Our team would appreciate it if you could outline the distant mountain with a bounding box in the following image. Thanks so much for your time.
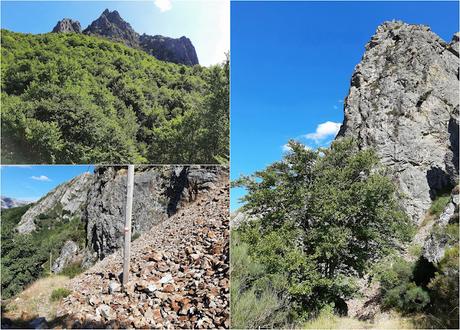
[52,9,199,66]
[1,196,32,209]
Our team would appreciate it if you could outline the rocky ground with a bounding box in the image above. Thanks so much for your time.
[56,174,229,329]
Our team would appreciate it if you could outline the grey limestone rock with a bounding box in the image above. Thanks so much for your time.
[85,166,222,259]
[139,34,199,66]
[16,173,92,234]
[423,191,459,264]
[52,240,79,273]
[52,18,81,33]
[337,21,459,224]
[83,9,140,48]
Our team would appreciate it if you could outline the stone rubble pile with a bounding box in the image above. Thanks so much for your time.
[57,174,229,329]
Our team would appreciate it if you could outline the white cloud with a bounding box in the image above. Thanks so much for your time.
[282,144,292,153]
[305,121,341,143]
[30,175,51,182]
[154,0,172,12]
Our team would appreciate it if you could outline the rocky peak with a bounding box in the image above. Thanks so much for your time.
[139,34,199,66]
[83,9,140,48]
[16,172,92,234]
[52,18,81,33]
[337,21,459,224]
[50,9,199,66]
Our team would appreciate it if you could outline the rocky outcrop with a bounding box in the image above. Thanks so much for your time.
[16,173,92,234]
[139,34,199,66]
[83,9,139,48]
[1,196,31,209]
[58,176,229,328]
[337,21,459,224]
[52,18,82,33]
[85,166,223,260]
[52,240,80,273]
[423,190,459,263]
[52,9,199,65]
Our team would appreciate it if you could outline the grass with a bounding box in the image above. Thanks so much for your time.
[50,288,71,302]
[2,275,71,321]
[428,194,451,217]
[303,310,429,329]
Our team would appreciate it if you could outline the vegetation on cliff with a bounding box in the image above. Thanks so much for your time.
[1,30,229,164]
[1,204,85,299]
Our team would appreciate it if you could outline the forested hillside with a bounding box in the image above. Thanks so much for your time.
[1,30,229,164]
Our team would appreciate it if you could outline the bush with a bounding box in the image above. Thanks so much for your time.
[50,288,71,302]
[230,230,289,328]
[428,194,451,217]
[61,263,83,279]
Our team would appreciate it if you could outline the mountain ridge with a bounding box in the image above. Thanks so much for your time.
[52,9,199,66]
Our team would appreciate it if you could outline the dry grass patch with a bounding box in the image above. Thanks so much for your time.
[3,275,71,322]
[303,311,428,329]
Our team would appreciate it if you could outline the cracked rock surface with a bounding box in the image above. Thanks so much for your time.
[337,21,459,224]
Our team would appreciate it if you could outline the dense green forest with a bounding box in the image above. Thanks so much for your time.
[1,204,85,299]
[1,30,229,164]
[231,139,459,328]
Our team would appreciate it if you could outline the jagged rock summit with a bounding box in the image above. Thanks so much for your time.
[140,34,199,66]
[52,18,82,33]
[337,20,459,224]
[83,9,139,48]
[52,9,199,66]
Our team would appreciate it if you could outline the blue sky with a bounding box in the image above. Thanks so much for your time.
[1,165,94,201]
[230,1,459,211]
[1,0,229,66]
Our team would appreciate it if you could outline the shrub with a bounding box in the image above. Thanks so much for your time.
[50,288,71,302]
[61,263,83,279]
[428,194,451,217]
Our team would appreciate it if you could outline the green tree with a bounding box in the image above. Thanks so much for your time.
[234,138,413,316]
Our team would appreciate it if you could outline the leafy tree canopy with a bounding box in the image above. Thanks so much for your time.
[1,30,229,164]
[233,138,413,319]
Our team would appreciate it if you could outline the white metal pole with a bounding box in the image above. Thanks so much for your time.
[123,165,134,287]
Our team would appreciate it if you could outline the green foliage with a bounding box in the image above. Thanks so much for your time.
[1,205,86,299]
[428,246,459,328]
[50,288,71,302]
[233,138,413,320]
[1,30,229,163]
[230,230,289,328]
[60,263,84,279]
[375,255,431,314]
[428,194,451,217]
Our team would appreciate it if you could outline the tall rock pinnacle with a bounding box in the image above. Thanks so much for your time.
[337,21,459,224]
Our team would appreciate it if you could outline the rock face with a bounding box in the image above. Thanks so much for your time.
[52,240,80,273]
[85,166,222,260]
[423,190,459,263]
[16,173,92,234]
[59,9,200,65]
[52,18,81,33]
[83,9,139,48]
[1,196,31,209]
[58,174,229,329]
[337,21,459,224]
[140,34,199,66]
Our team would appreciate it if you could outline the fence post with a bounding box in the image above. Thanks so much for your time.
[123,165,134,287]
